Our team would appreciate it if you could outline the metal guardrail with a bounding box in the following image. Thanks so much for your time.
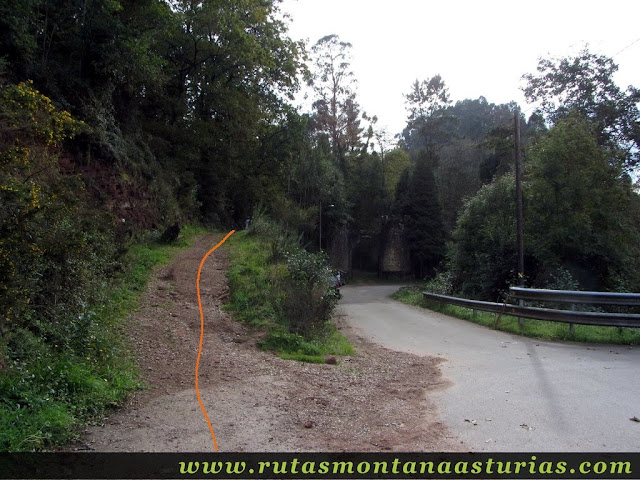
[509,287,640,306]
[422,290,640,328]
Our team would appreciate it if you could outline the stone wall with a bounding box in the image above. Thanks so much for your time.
[380,223,410,275]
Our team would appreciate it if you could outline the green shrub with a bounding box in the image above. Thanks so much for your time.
[0,81,206,453]
[424,271,454,295]
[449,116,640,300]
[227,216,351,362]
[283,250,339,336]
[248,207,302,262]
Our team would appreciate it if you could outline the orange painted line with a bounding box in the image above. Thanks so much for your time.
[195,230,235,452]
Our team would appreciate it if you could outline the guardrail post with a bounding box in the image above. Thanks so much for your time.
[518,299,524,326]
[569,304,575,334]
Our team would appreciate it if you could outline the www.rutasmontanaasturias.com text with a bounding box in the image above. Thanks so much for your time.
[177,456,632,477]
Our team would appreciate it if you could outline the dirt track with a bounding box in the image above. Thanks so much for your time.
[76,234,461,452]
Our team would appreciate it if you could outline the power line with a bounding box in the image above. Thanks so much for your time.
[504,35,640,126]
[513,35,640,122]
[614,36,640,57]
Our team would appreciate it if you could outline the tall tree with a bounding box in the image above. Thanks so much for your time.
[449,174,518,299]
[405,75,451,121]
[402,75,452,152]
[158,0,304,223]
[348,152,385,235]
[382,148,411,200]
[400,150,445,278]
[436,139,483,232]
[449,114,640,299]
[308,34,362,174]
[409,96,518,234]
[526,114,640,290]
[522,48,640,171]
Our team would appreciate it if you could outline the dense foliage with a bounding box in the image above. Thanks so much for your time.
[450,113,640,299]
[400,52,640,299]
[523,49,640,171]
[395,149,445,278]
[226,214,349,362]
[1,0,304,227]
[0,81,116,346]
[0,0,310,450]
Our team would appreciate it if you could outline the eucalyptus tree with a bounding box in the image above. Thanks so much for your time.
[308,34,363,175]
[402,75,452,152]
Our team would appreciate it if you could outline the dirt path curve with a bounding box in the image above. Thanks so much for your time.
[78,234,460,452]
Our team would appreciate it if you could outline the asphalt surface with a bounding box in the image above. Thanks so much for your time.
[339,284,640,451]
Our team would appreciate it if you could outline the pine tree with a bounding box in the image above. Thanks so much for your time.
[403,149,445,278]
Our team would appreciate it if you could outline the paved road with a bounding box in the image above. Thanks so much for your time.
[339,284,640,451]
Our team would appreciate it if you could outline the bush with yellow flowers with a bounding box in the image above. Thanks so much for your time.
[0,81,119,357]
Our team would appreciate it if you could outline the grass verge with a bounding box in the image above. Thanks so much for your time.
[0,224,208,451]
[225,230,354,363]
[392,286,640,345]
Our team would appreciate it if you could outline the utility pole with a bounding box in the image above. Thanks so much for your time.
[515,109,524,285]
[515,109,525,326]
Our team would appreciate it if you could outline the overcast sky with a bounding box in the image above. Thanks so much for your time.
[279,0,640,136]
